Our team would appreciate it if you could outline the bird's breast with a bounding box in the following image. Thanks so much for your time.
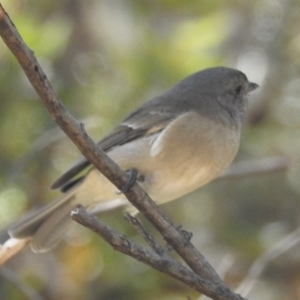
[143,112,241,202]
[106,112,241,205]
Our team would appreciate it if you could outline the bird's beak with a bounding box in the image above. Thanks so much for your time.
[248,82,259,92]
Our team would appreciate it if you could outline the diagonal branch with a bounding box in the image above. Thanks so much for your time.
[72,205,232,300]
[124,212,166,256]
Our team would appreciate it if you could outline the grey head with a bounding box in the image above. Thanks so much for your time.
[162,66,259,126]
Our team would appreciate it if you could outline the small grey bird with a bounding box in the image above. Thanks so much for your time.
[8,66,258,253]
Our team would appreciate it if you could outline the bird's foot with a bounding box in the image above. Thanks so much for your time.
[117,168,138,194]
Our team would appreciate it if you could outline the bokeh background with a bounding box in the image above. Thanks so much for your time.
[1,0,300,299]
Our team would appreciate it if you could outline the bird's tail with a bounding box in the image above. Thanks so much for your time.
[8,189,78,253]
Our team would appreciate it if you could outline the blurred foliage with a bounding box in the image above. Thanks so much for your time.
[1,0,300,299]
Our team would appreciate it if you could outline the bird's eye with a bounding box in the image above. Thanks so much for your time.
[234,85,243,96]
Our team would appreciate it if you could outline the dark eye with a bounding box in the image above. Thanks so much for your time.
[234,85,243,96]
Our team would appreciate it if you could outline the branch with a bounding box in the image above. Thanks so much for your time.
[236,226,300,297]
[0,4,246,300]
[124,212,166,256]
[72,205,237,300]
[220,156,289,180]
[0,266,45,300]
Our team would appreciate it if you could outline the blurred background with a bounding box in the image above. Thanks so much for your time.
[0,0,300,299]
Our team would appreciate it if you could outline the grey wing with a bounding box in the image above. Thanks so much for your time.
[51,103,178,190]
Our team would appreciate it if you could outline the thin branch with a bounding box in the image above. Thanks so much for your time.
[0,238,30,265]
[72,206,243,300]
[124,213,165,256]
[236,226,300,297]
[0,266,45,300]
[220,156,289,180]
[6,117,101,185]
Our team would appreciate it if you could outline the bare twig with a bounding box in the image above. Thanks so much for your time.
[124,213,165,256]
[0,4,246,300]
[72,206,243,300]
[0,266,45,300]
[0,238,30,265]
[220,156,289,180]
[236,226,300,297]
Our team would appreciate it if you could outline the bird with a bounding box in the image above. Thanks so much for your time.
[8,66,259,253]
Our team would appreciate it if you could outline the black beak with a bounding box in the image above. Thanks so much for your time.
[248,82,259,92]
